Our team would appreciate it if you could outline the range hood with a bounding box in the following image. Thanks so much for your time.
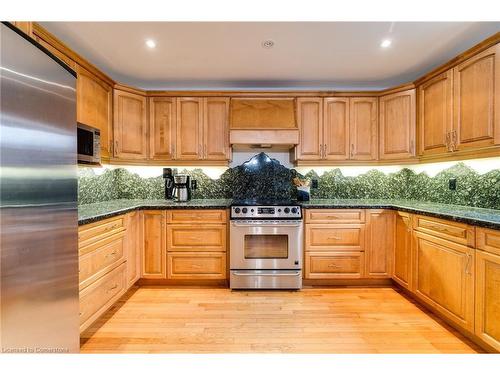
[229,98,299,148]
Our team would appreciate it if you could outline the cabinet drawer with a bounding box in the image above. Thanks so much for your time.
[305,224,365,251]
[79,232,125,290]
[476,227,500,256]
[305,251,364,279]
[79,262,126,332]
[413,215,475,246]
[167,225,226,252]
[305,209,365,223]
[79,216,125,248]
[167,252,226,279]
[167,209,227,224]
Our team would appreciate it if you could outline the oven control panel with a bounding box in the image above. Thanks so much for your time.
[231,205,302,219]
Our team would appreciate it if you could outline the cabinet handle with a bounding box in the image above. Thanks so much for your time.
[107,284,118,293]
[327,236,341,240]
[319,144,323,159]
[410,139,415,155]
[451,130,457,152]
[465,253,472,275]
[350,144,354,158]
[323,144,327,159]
[328,263,341,268]
[105,251,117,258]
[445,132,451,152]
[115,140,119,155]
[198,144,202,158]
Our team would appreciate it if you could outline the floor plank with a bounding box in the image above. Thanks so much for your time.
[80,287,483,353]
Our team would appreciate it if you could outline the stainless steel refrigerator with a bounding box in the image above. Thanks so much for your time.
[0,23,79,353]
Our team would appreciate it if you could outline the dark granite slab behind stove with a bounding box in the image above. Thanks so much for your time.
[79,198,500,229]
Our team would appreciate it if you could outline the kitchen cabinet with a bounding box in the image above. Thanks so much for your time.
[148,97,176,161]
[393,211,413,290]
[305,251,364,279]
[296,97,377,162]
[413,231,475,331]
[453,44,500,151]
[418,71,454,156]
[113,89,148,160]
[10,21,33,36]
[77,66,113,159]
[350,98,378,160]
[166,209,227,280]
[379,89,416,159]
[305,209,365,224]
[204,98,230,160]
[412,214,475,247]
[142,210,166,279]
[125,211,143,288]
[32,26,76,70]
[475,249,500,351]
[176,97,230,161]
[323,98,350,160]
[296,98,323,160]
[365,210,394,278]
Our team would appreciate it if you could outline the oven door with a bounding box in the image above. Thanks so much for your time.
[230,220,303,270]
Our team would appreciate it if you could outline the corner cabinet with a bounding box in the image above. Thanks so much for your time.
[365,210,394,278]
[142,210,166,279]
[113,89,148,160]
[393,211,413,290]
[77,66,113,159]
[379,89,416,160]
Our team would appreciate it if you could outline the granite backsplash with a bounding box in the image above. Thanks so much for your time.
[78,153,500,210]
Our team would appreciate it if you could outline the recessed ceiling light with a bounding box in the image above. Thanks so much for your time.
[145,39,156,49]
[262,40,274,49]
[380,39,392,48]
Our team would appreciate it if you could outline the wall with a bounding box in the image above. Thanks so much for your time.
[78,154,500,210]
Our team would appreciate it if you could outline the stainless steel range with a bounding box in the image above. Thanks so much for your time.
[229,199,303,289]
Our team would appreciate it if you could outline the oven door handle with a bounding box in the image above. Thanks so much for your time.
[230,222,302,227]
[232,271,301,277]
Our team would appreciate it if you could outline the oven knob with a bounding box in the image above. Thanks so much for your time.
[234,208,241,214]
[251,209,254,213]
[291,207,298,214]
[242,208,248,214]
[284,207,290,214]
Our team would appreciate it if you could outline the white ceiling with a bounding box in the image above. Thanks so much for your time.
[41,22,500,90]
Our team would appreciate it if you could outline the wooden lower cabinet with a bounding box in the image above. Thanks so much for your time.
[79,262,127,332]
[413,231,475,331]
[167,225,226,252]
[142,210,167,279]
[393,211,413,290]
[125,211,143,288]
[305,251,364,279]
[168,252,226,279]
[475,249,500,351]
[365,210,394,278]
[305,224,365,251]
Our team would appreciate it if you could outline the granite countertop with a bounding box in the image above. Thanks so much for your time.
[78,198,500,229]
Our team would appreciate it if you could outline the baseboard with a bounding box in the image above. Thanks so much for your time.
[303,278,394,287]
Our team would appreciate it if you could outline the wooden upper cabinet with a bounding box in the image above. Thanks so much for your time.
[176,97,203,160]
[453,44,500,150]
[379,89,416,160]
[349,97,378,160]
[418,71,454,156]
[77,66,113,159]
[148,97,176,160]
[32,28,76,70]
[323,98,350,160]
[296,98,323,160]
[204,97,230,160]
[113,90,147,159]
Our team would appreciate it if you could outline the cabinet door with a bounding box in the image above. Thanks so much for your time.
[365,210,394,278]
[418,71,453,156]
[413,231,474,331]
[204,97,230,160]
[475,250,500,351]
[77,66,113,159]
[349,97,378,160]
[454,44,500,150]
[125,211,143,288]
[176,97,203,160]
[393,212,413,290]
[379,89,416,159]
[149,97,176,160]
[114,90,148,159]
[296,98,323,160]
[142,210,166,279]
[323,98,349,160]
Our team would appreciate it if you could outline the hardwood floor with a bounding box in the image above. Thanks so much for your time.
[80,287,482,353]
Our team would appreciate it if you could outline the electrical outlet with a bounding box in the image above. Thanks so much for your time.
[312,179,319,189]
[449,178,457,191]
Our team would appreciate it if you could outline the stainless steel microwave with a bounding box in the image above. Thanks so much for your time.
[77,123,101,164]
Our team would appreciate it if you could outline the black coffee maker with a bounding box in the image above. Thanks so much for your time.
[162,168,175,199]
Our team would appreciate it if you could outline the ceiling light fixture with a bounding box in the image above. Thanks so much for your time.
[145,39,157,49]
[380,39,392,48]
[262,40,275,49]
